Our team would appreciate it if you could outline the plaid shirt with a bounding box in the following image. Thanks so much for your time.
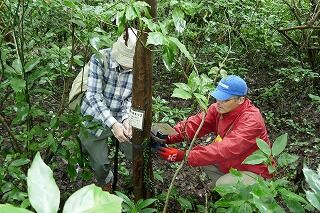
[81,48,132,131]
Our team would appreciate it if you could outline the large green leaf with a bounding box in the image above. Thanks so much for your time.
[27,152,60,213]
[25,58,40,73]
[136,198,157,210]
[12,58,23,74]
[172,88,192,100]
[194,93,208,110]
[278,188,308,204]
[303,165,320,210]
[303,166,320,193]
[252,195,286,213]
[10,158,30,167]
[10,78,26,92]
[0,204,33,213]
[168,36,193,64]
[256,138,271,156]
[89,36,101,52]
[63,184,123,213]
[173,83,191,92]
[277,153,299,167]
[188,71,200,92]
[146,32,166,46]
[239,203,253,213]
[271,133,287,156]
[305,191,320,210]
[141,18,158,31]
[172,8,186,33]
[125,5,137,21]
[242,150,267,165]
[177,197,192,210]
[282,198,306,213]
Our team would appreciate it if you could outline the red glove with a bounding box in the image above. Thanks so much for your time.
[157,147,185,162]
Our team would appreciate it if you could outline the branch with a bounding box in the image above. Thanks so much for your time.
[276,28,300,47]
[57,23,76,116]
[0,113,24,152]
[282,0,302,25]
[162,112,206,213]
[279,25,320,31]
[307,7,320,26]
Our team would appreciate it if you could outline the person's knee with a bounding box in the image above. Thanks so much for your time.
[93,163,112,184]
[215,171,258,186]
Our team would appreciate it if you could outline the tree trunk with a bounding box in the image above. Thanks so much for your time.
[132,0,157,200]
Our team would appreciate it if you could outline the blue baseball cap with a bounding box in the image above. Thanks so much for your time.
[211,75,248,101]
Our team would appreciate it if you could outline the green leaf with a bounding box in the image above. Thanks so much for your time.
[25,58,40,73]
[177,197,192,210]
[146,32,166,46]
[162,39,177,68]
[271,133,287,156]
[229,168,242,177]
[239,203,253,213]
[0,204,33,213]
[12,59,23,74]
[10,158,30,167]
[10,78,26,92]
[282,197,306,213]
[268,165,276,174]
[242,150,268,165]
[277,153,299,167]
[252,195,286,213]
[305,191,320,210]
[194,93,208,110]
[309,94,320,102]
[27,152,60,213]
[4,64,20,75]
[173,83,191,92]
[136,198,157,210]
[89,36,101,52]
[141,18,158,31]
[172,8,186,33]
[256,138,271,156]
[188,71,200,92]
[125,5,137,20]
[114,191,135,209]
[140,208,157,213]
[278,188,308,204]
[172,88,192,100]
[214,184,237,196]
[168,36,193,63]
[70,19,86,28]
[63,185,123,213]
[303,166,320,194]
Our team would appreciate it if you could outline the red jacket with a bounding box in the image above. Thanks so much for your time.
[167,99,272,178]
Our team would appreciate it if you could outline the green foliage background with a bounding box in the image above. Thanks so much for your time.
[0,0,319,211]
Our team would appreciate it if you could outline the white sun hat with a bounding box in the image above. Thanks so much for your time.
[111,28,138,68]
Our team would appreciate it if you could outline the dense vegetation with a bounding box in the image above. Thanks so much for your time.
[0,0,319,212]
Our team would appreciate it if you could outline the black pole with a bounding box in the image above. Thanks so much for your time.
[112,137,119,192]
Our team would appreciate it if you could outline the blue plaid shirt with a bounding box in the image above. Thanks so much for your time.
[80,48,132,130]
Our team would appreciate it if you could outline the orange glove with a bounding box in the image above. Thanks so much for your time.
[157,147,185,162]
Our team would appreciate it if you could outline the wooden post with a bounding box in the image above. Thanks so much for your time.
[131,0,157,200]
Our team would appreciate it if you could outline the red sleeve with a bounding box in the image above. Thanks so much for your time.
[187,113,264,166]
[167,104,218,144]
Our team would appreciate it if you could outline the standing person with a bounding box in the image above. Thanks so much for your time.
[80,28,137,191]
[152,75,273,186]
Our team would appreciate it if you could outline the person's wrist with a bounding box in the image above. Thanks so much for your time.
[112,121,121,130]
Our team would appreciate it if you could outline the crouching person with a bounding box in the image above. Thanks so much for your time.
[152,75,273,187]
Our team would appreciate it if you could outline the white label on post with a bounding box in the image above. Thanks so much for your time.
[129,108,144,130]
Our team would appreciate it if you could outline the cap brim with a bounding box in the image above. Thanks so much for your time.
[211,89,234,101]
